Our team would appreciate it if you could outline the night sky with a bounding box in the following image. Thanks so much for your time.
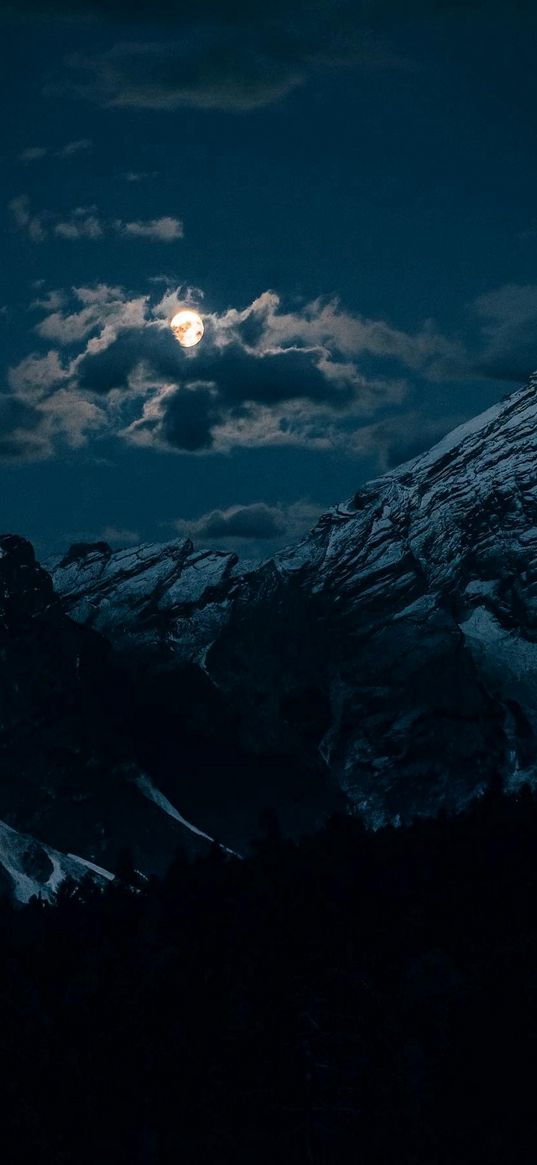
[2,0,537,558]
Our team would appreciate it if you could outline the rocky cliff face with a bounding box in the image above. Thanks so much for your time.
[49,376,537,834]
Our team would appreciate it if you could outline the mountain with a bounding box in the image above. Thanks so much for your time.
[0,817,113,904]
[1,376,536,890]
[0,533,218,896]
[49,376,537,834]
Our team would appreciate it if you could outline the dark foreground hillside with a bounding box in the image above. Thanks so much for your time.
[2,784,537,1164]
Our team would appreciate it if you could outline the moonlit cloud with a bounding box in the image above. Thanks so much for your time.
[0,376,106,463]
[3,282,412,461]
[3,277,530,465]
[210,290,463,377]
[55,285,407,452]
[8,350,69,398]
[34,285,148,344]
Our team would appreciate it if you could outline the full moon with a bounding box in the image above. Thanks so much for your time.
[170,309,204,348]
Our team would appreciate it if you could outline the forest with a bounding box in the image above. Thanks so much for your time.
[1,780,536,1164]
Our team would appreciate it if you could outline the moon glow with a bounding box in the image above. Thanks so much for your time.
[170,309,204,348]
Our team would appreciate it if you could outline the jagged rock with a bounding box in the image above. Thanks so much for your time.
[50,537,240,657]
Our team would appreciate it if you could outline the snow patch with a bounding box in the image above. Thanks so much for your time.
[135,775,238,857]
[0,820,114,904]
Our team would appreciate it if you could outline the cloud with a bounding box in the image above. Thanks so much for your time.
[69,309,376,451]
[351,411,468,472]
[7,0,528,116]
[54,209,104,239]
[18,138,92,162]
[472,283,537,382]
[115,215,183,241]
[124,170,159,182]
[172,498,323,556]
[18,146,49,163]
[214,290,462,377]
[178,502,287,541]
[0,380,105,463]
[37,387,106,449]
[123,373,405,457]
[8,349,69,398]
[8,195,47,243]
[8,277,522,466]
[142,384,221,452]
[34,283,148,344]
[68,36,306,112]
[30,289,65,312]
[58,138,92,157]
[8,196,183,245]
[9,281,458,460]
[28,0,398,114]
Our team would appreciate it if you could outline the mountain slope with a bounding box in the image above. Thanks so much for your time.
[0,818,113,903]
[0,535,216,886]
[49,376,537,832]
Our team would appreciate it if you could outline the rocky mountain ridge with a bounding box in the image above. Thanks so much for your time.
[50,376,537,828]
[1,375,537,895]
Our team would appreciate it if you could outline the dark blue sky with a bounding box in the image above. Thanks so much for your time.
[2,1,537,557]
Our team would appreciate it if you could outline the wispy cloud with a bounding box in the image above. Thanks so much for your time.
[8,194,47,242]
[115,216,183,241]
[472,283,537,382]
[54,208,104,239]
[124,170,159,183]
[17,138,92,162]
[18,146,49,163]
[8,196,183,244]
[58,138,92,157]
